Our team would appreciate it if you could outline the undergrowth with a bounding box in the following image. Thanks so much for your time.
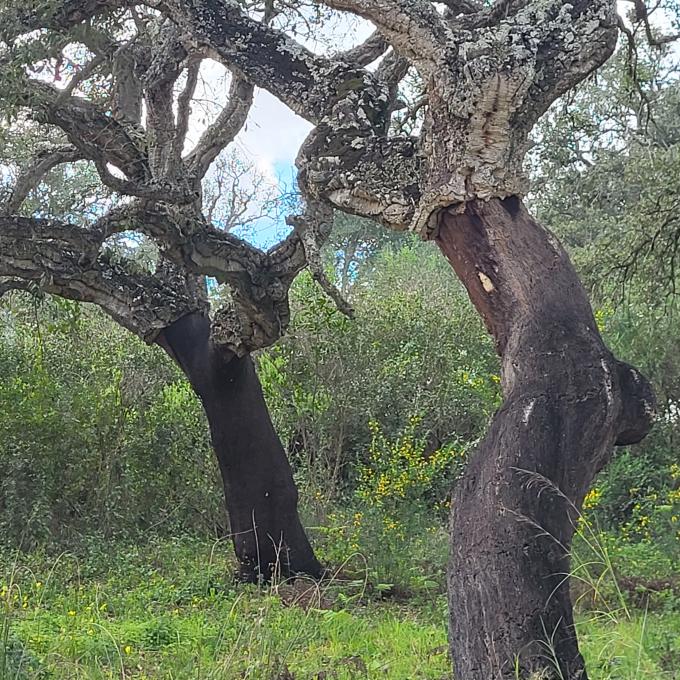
[0,524,677,680]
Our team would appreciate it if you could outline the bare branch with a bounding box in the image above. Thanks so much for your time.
[4,146,82,213]
[60,54,108,99]
[393,94,428,134]
[287,202,354,318]
[185,77,254,179]
[172,56,202,171]
[627,0,680,46]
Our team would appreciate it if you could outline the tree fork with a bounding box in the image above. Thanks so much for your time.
[157,313,322,582]
[435,197,655,679]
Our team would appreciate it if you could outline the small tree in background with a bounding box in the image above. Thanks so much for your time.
[0,4,325,581]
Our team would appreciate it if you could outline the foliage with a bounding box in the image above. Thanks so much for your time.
[530,38,680,298]
[356,416,464,513]
[260,241,500,497]
[304,417,457,596]
[0,538,452,680]
[2,32,680,665]
[0,296,221,548]
[0,4,679,677]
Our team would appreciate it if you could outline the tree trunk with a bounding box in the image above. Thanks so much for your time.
[157,312,323,582]
[435,197,655,679]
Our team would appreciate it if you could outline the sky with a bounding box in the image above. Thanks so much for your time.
[188,74,315,247]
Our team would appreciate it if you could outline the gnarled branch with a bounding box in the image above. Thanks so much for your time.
[0,214,206,340]
[20,79,150,182]
[162,0,383,124]
[287,202,354,317]
[2,0,130,37]
[339,30,388,66]
[4,146,82,213]
[322,0,452,70]
[185,76,254,180]
[172,56,202,171]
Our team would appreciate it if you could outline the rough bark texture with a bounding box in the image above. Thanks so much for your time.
[436,197,655,680]
[157,313,322,582]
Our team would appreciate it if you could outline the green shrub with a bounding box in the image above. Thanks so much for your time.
[0,296,221,547]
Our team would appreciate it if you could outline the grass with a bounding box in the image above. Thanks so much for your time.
[0,535,678,680]
[0,537,450,679]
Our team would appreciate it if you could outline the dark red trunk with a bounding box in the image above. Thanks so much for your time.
[435,198,654,679]
[157,313,322,582]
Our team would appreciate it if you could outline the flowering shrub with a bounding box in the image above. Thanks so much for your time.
[582,463,680,554]
[583,487,603,511]
[311,418,463,588]
[356,416,466,514]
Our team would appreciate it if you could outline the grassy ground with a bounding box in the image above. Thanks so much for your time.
[1,537,678,680]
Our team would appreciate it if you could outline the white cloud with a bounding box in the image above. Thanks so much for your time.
[234,89,312,176]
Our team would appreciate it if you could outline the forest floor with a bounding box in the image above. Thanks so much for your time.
[1,536,678,680]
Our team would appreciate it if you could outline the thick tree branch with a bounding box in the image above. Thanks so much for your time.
[172,56,202,171]
[339,30,388,66]
[322,0,452,70]
[376,49,409,90]
[111,42,144,125]
[0,277,37,297]
[11,80,199,203]
[2,0,130,37]
[441,0,483,16]
[161,0,382,124]
[19,79,150,181]
[141,22,189,177]
[376,49,410,123]
[92,159,199,203]
[0,214,206,340]
[299,131,423,229]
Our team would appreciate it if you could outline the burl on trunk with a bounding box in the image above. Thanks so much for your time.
[436,197,655,679]
[158,313,322,582]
